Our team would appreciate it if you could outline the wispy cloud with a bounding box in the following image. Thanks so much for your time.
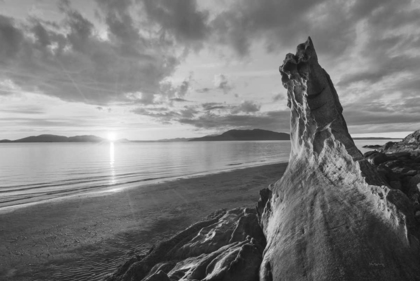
[230,100,260,114]
[213,74,232,94]
[178,110,289,131]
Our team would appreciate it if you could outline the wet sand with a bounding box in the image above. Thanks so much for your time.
[0,162,287,281]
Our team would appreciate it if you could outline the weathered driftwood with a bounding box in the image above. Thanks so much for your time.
[259,37,420,281]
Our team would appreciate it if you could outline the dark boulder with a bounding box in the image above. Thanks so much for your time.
[364,150,378,158]
[367,152,388,165]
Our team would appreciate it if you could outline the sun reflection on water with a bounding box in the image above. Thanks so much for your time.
[109,142,116,185]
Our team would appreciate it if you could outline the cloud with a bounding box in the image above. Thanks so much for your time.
[178,110,290,131]
[272,93,284,102]
[231,100,260,114]
[170,97,189,102]
[208,0,420,78]
[200,100,260,114]
[348,122,419,135]
[196,87,210,93]
[141,0,210,47]
[159,73,193,102]
[0,106,44,114]
[179,105,199,118]
[338,54,420,88]
[0,2,182,106]
[0,116,97,127]
[131,106,179,123]
[342,92,420,131]
[96,0,141,48]
[0,15,24,62]
[344,109,420,126]
[0,79,21,95]
[132,104,198,123]
[214,74,232,94]
[202,102,227,111]
[209,0,358,58]
[132,100,284,131]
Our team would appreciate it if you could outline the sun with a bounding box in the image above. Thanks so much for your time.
[107,132,117,142]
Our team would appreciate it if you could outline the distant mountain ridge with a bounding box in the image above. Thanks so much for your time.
[0,132,400,143]
[0,134,106,143]
[188,129,290,141]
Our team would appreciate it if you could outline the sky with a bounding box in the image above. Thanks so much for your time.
[0,0,419,140]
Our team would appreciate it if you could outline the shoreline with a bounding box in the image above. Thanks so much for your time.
[0,159,283,214]
[0,162,288,281]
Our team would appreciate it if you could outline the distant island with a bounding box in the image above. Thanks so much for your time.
[0,134,107,143]
[188,129,290,141]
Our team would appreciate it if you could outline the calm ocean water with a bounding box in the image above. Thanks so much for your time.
[0,139,397,210]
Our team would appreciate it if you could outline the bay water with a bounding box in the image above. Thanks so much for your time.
[0,139,396,210]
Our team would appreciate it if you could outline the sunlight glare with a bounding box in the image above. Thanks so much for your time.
[109,142,116,185]
[110,142,115,165]
[107,132,117,142]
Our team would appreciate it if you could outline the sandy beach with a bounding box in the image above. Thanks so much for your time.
[0,162,287,281]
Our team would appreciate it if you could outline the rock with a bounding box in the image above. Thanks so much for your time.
[389,181,402,190]
[377,164,398,185]
[405,176,420,203]
[407,170,420,176]
[412,193,419,206]
[364,150,378,158]
[377,164,400,182]
[383,131,420,155]
[402,130,420,144]
[256,187,272,218]
[384,154,398,161]
[409,175,420,188]
[391,166,408,175]
[367,152,388,165]
[392,152,412,158]
[259,37,420,280]
[106,208,265,281]
[376,169,388,184]
[392,168,418,177]
[384,141,397,150]
[363,144,382,149]
[416,211,420,223]
[384,160,404,169]
[143,271,170,281]
[167,239,262,281]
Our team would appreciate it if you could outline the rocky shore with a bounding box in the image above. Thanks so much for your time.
[106,38,420,280]
[364,130,420,223]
